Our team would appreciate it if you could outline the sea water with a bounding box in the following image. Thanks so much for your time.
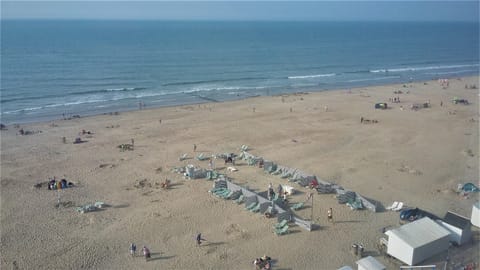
[1,20,478,124]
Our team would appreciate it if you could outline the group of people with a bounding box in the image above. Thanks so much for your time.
[129,243,150,261]
[129,233,208,262]
[253,255,272,270]
[389,96,401,103]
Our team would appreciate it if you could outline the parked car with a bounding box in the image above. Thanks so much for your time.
[400,208,423,221]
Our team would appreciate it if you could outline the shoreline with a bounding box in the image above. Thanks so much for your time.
[1,75,478,269]
[3,74,478,127]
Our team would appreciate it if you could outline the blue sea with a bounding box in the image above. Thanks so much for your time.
[1,20,479,124]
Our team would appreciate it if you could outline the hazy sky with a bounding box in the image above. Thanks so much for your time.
[2,1,479,22]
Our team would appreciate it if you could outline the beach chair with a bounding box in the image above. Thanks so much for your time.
[219,190,234,199]
[76,204,96,214]
[196,153,209,161]
[393,202,404,211]
[235,195,244,204]
[273,219,288,229]
[215,189,231,198]
[386,201,399,211]
[250,204,261,213]
[210,187,227,194]
[94,201,105,208]
[347,199,363,210]
[179,153,188,161]
[229,191,242,200]
[245,202,258,211]
[274,225,289,236]
[290,202,304,211]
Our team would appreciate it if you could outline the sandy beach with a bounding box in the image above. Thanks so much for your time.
[1,76,479,269]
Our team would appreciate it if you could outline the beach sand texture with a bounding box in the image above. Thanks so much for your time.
[1,77,479,269]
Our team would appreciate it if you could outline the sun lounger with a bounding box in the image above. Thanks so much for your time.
[94,201,105,208]
[226,166,238,172]
[75,204,97,214]
[386,201,399,211]
[347,199,363,210]
[250,204,261,213]
[235,195,244,204]
[210,187,227,194]
[196,153,209,161]
[216,189,231,198]
[290,202,304,211]
[274,225,289,236]
[273,219,288,229]
[393,202,404,211]
[245,202,258,210]
[219,190,234,199]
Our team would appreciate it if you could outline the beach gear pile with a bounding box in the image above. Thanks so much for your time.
[47,178,74,190]
[458,183,480,194]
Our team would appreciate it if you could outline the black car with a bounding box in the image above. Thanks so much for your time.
[400,208,423,221]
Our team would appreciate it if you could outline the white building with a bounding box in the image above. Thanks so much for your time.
[437,211,472,245]
[471,202,480,228]
[385,217,451,266]
[356,256,385,270]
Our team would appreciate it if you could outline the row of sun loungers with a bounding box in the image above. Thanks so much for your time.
[75,201,105,214]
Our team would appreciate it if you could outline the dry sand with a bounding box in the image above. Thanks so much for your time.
[1,76,479,270]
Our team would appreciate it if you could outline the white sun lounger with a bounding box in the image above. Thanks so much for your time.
[386,201,399,211]
[392,202,404,211]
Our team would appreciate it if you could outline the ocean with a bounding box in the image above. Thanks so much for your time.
[1,20,478,124]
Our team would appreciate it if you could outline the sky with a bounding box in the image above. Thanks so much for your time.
[1,1,479,22]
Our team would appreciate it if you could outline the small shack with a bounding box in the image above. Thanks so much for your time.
[437,211,472,245]
[471,202,480,228]
[385,217,450,266]
[356,256,385,270]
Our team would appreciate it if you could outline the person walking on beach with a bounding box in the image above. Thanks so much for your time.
[142,246,151,261]
[130,243,136,257]
[327,208,334,223]
[193,144,197,152]
[196,233,206,246]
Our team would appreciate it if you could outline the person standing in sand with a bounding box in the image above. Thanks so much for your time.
[327,208,334,223]
[142,246,150,261]
[193,144,197,152]
[130,243,136,257]
[196,233,206,246]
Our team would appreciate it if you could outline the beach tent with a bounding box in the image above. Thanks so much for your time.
[437,211,472,245]
[356,256,385,270]
[471,202,480,228]
[385,217,450,266]
[375,103,388,109]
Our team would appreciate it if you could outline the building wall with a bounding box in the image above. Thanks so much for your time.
[438,220,472,245]
[387,235,414,265]
[460,225,472,245]
[411,236,450,265]
[471,204,480,228]
[439,221,463,245]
